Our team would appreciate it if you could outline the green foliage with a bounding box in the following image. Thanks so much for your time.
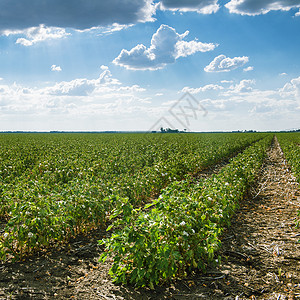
[100,135,273,287]
[277,133,300,183]
[277,133,300,228]
[0,132,268,260]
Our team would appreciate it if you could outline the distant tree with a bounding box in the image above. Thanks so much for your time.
[160,127,179,133]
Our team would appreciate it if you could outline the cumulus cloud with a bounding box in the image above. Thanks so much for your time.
[159,0,219,14]
[225,0,300,16]
[0,0,156,32]
[280,76,300,98]
[47,79,96,96]
[45,67,121,96]
[186,77,300,131]
[243,66,253,72]
[0,66,148,126]
[177,77,300,130]
[51,65,62,72]
[204,54,249,72]
[113,24,217,70]
[180,79,256,98]
[176,40,218,58]
[228,79,256,93]
[43,65,147,98]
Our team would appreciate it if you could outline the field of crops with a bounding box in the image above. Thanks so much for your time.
[0,132,299,290]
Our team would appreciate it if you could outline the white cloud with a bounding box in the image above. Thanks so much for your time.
[1,73,300,132]
[176,40,218,58]
[113,24,217,70]
[280,72,288,76]
[204,54,249,72]
[71,24,134,35]
[0,66,149,129]
[228,79,256,93]
[159,0,219,14]
[221,80,233,84]
[243,66,253,72]
[225,0,300,16]
[6,25,70,46]
[46,79,98,96]
[296,9,300,16]
[51,65,62,72]
[176,77,300,131]
[45,67,122,96]
[280,76,300,98]
[100,65,109,71]
[98,23,134,35]
[181,84,224,94]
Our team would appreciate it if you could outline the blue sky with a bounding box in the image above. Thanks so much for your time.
[0,0,300,132]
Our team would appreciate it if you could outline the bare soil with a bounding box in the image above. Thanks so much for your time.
[0,137,299,299]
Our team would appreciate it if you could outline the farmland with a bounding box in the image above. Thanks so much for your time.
[0,132,266,260]
[0,132,300,299]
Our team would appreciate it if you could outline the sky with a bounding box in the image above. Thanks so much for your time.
[0,0,300,132]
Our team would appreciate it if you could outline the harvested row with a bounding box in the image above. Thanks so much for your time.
[0,133,265,261]
[100,135,273,288]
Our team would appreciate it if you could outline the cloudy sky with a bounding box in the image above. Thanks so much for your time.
[0,0,300,132]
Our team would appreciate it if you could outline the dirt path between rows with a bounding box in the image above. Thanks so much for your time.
[214,136,300,299]
[0,136,299,299]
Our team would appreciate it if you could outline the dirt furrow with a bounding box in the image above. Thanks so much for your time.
[215,136,300,299]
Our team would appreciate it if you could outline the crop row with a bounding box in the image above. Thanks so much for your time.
[0,133,266,261]
[277,133,300,183]
[100,135,273,288]
[277,133,300,228]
